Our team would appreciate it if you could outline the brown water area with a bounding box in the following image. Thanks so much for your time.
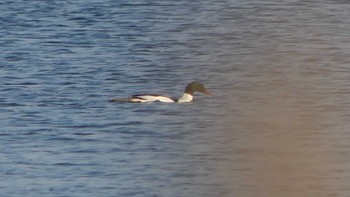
[184,2,350,195]
[211,56,350,197]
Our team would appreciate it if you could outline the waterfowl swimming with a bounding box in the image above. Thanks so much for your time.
[109,81,211,103]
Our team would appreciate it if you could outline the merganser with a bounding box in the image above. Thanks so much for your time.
[109,81,212,103]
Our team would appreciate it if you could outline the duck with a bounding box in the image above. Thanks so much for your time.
[109,81,212,103]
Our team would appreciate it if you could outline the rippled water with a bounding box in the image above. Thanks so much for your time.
[1,0,350,196]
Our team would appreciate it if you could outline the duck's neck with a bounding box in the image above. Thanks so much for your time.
[177,93,193,103]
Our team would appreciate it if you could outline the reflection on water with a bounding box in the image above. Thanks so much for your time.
[214,26,350,197]
[214,46,350,196]
[199,1,350,195]
[222,80,332,196]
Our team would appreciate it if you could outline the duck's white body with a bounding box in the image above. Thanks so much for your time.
[109,81,210,103]
[177,93,193,103]
[128,93,193,103]
[129,95,176,103]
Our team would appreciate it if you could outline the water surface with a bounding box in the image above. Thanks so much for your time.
[1,0,350,196]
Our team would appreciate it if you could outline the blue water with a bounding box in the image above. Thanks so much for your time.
[1,0,350,196]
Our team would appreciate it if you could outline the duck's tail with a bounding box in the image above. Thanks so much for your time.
[108,97,140,103]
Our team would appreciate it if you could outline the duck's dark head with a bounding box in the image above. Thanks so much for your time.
[184,81,212,96]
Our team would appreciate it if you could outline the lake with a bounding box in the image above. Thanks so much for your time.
[1,0,350,196]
